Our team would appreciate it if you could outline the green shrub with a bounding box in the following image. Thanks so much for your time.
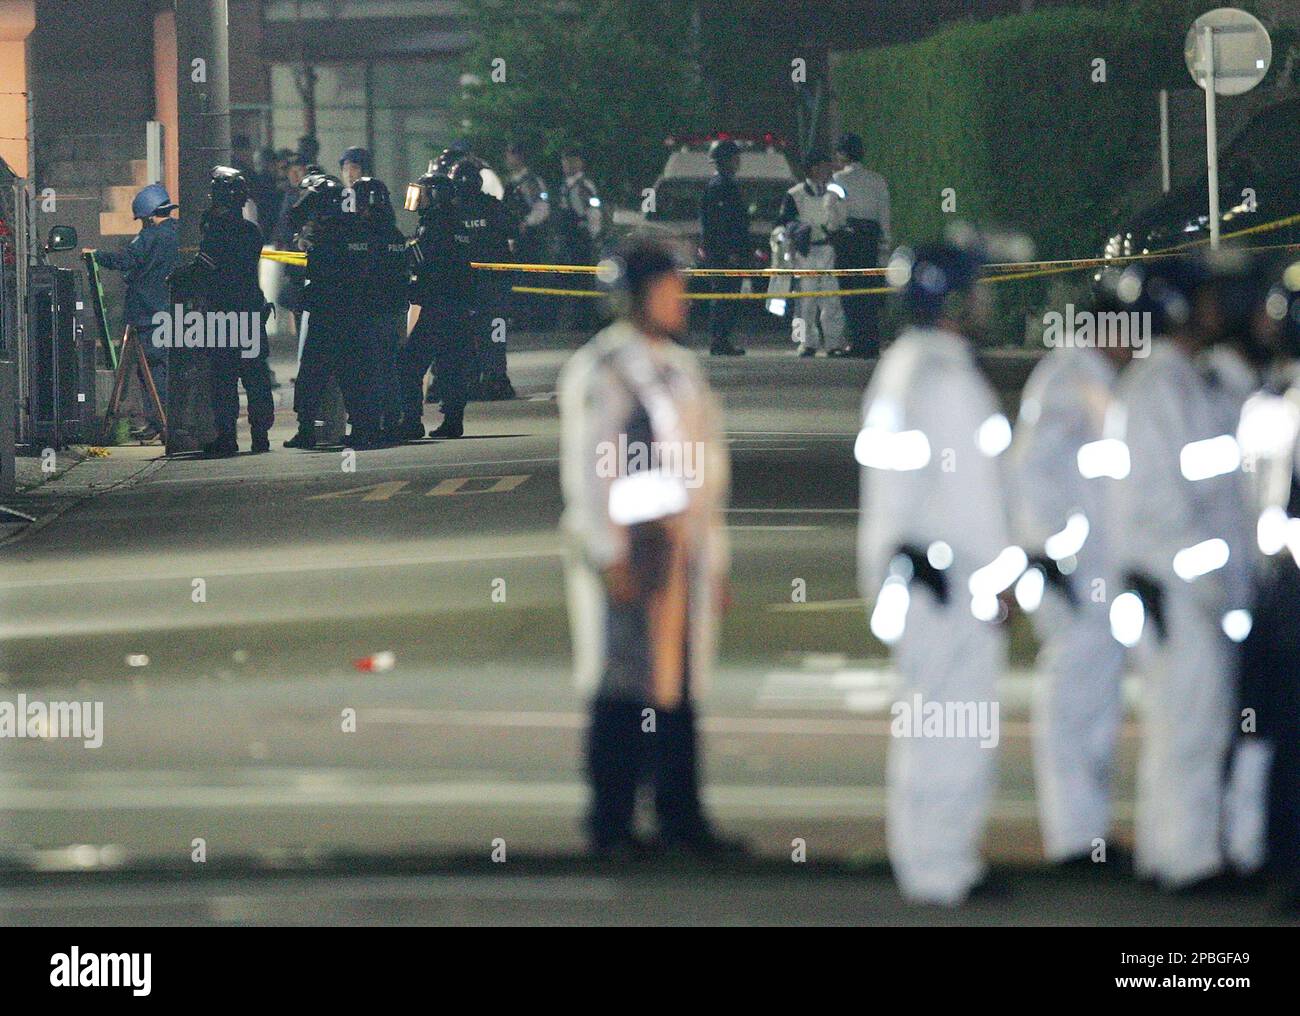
[832,4,1214,342]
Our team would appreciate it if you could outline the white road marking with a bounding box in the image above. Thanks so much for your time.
[0,877,621,909]
[147,457,561,487]
[0,544,564,592]
[755,658,1145,717]
[727,431,857,438]
[359,707,907,737]
[768,597,865,611]
[728,508,856,515]
[0,776,1125,821]
[728,530,816,537]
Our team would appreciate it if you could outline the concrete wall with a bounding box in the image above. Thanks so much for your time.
[0,0,35,177]
[28,0,155,124]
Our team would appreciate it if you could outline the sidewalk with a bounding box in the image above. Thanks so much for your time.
[0,444,163,547]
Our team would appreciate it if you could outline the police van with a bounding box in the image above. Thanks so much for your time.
[617,133,797,271]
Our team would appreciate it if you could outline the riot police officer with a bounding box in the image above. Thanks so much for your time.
[393,168,472,439]
[699,138,749,356]
[193,166,275,457]
[451,157,515,402]
[285,173,373,449]
[351,176,409,441]
[430,139,505,198]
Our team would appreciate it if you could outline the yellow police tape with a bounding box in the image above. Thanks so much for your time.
[259,210,1300,300]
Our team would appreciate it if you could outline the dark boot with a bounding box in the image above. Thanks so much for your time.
[250,429,270,454]
[344,427,386,451]
[477,375,516,401]
[284,422,317,449]
[585,698,644,855]
[651,703,707,844]
[202,434,239,459]
[651,703,745,857]
[392,416,427,442]
[709,342,745,357]
[428,404,464,439]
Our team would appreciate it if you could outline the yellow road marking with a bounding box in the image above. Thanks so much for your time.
[426,474,530,495]
[306,480,411,501]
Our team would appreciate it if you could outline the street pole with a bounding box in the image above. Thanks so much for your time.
[1201,24,1221,249]
[1159,89,1170,194]
[167,0,231,455]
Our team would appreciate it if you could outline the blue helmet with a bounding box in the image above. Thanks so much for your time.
[889,238,985,324]
[132,183,176,220]
[1114,256,1211,336]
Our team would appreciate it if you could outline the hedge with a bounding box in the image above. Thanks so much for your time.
[830,3,1245,341]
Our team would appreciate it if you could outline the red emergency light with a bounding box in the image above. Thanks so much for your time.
[664,131,787,149]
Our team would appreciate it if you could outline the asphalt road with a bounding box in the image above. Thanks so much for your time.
[0,329,1291,925]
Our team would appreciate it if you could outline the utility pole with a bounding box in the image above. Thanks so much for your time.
[168,0,232,455]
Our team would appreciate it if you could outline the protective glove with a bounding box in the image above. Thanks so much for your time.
[1124,570,1168,643]
[1027,553,1079,609]
[895,543,949,605]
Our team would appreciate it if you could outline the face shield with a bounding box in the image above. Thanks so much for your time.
[404,182,428,212]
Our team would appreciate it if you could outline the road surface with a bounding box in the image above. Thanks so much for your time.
[1,330,1290,924]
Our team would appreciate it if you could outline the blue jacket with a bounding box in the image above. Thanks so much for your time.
[95,218,180,328]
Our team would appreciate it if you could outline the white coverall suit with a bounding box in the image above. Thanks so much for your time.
[1113,341,1256,887]
[780,180,844,352]
[858,326,1014,904]
[1011,347,1125,862]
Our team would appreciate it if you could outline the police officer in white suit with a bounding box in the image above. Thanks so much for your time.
[1010,273,1133,867]
[858,234,1019,905]
[1109,258,1258,891]
[559,238,739,859]
[775,151,845,355]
